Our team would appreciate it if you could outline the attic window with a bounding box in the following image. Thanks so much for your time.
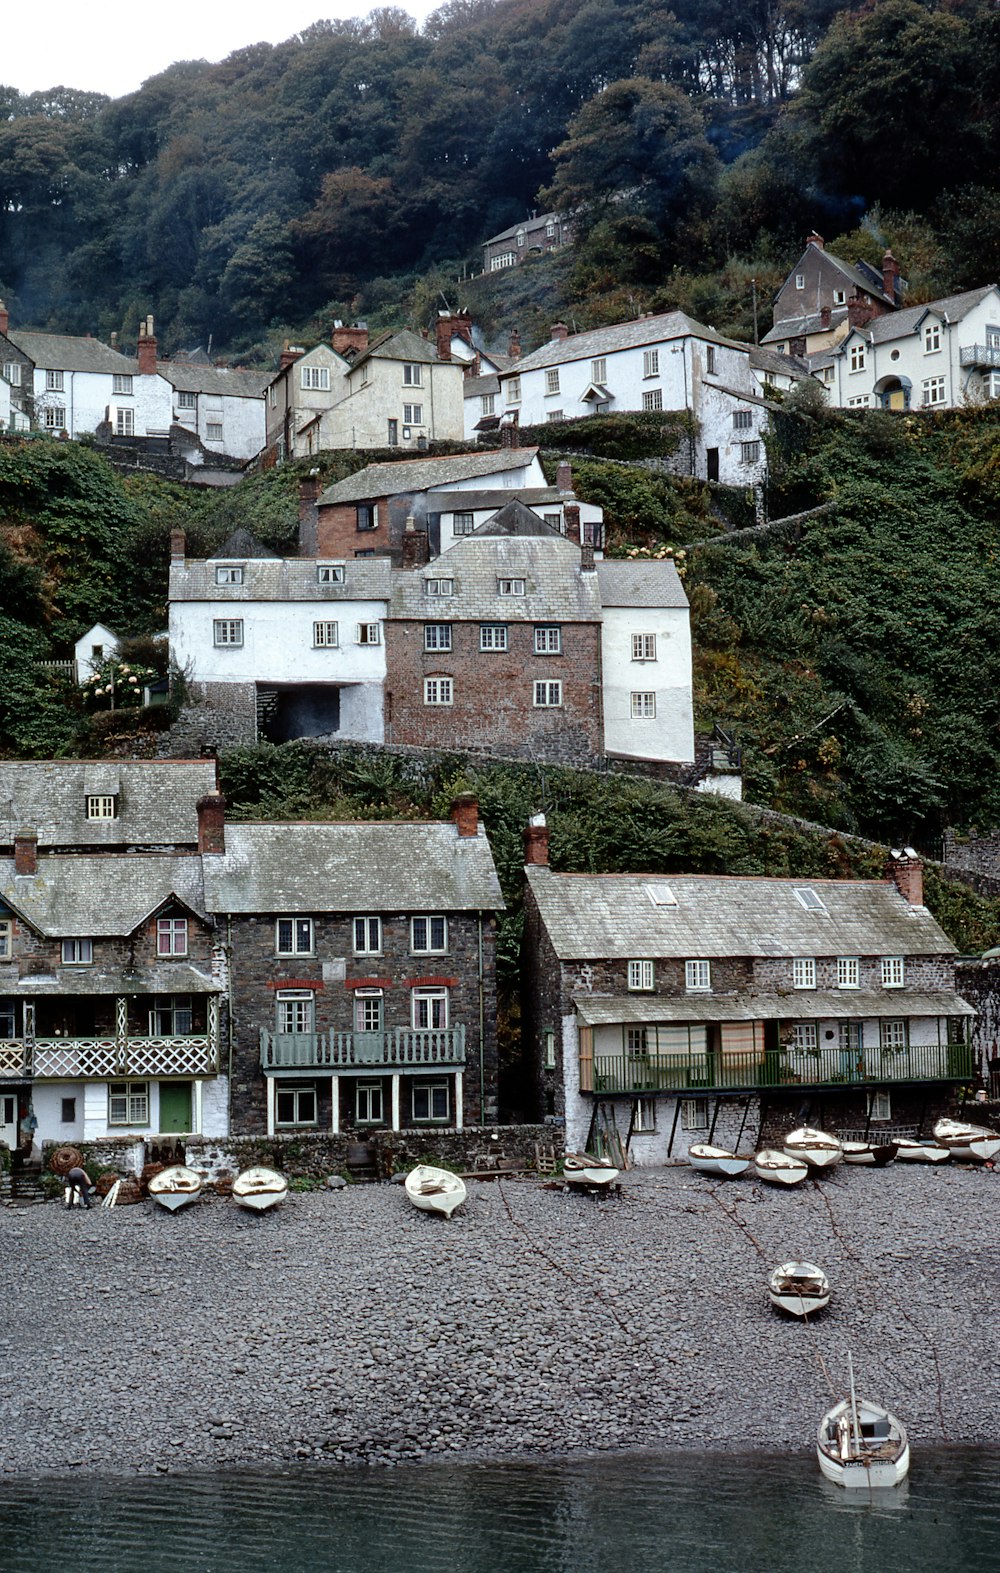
[86,794,118,820]
[215,564,244,585]
[793,887,827,912]
[646,883,677,907]
[833,291,846,305]
[316,563,345,584]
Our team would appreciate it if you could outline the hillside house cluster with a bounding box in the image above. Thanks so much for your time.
[0,762,501,1154]
[482,212,572,273]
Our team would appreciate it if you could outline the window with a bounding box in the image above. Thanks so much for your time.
[881,1019,907,1051]
[546,220,556,238]
[357,504,377,531]
[533,680,562,707]
[634,1097,657,1133]
[546,409,564,422]
[792,957,816,989]
[453,511,475,536]
[481,394,495,416]
[740,441,761,464]
[214,564,244,586]
[313,620,339,647]
[44,406,66,430]
[402,363,423,386]
[790,1022,818,1051]
[534,625,561,655]
[868,1089,892,1121]
[412,915,448,954]
[628,959,655,991]
[424,577,454,597]
[923,322,941,353]
[591,357,607,382]
[61,939,93,965]
[922,376,946,406]
[847,395,870,408]
[276,1085,318,1125]
[795,273,805,290]
[387,419,398,445]
[0,919,10,960]
[516,228,526,247]
[61,1098,76,1123]
[643,350,660,378]
[412,987,449,1029]
[881,956,905,989]
[177,390,196,410]
[353,916,381,954]
[109,1081,148,1126]
[403,403,423,425]
[149,995,193,1036]
[627,1027,647,1057]
[46,370,64,392]
[840,1022,861,1055]
[114,407,134,437]
[316,562,345,584]
[112,373,134,397]
[356,623,380,645]
[544,512,561,530]
[681,1098,708,1130]
[833,290,846,305]
[480,624,508,651]
[424,623,452,652]
[630,692,656,719]
[733,409,753,431]
[3,363,21,386]
[413,1082,449,1121]
[301,366,330,390]
[646,883,676,907]
[212,617,244,649]
[545,369,560,395]
[632,633,656,662]
[706,346,716,375]
[206,423,223,443]
[642,390,662,412]
[491,252,515,271]
[356,1083,384,1124]
[849,342,866,373]
[506,376,521,404]
[685,959,711,991]
[157,917,188,957]
[276,990,314,1035]
[355,989,383,1033]
[498,578,525,596]
[543,1029,556,1069]
[86,794,117,820]
[793,887,826,911]
[276,918,313,956]
[424,676,453,706]
[837,956,859,989]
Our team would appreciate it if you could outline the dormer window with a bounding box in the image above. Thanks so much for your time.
[424,577,454,597]
[316,562,345,584]
[215,564,244,585]
[157,917,188,957]
[498,578,525,596]
[86,794,117,821]
[849,342,866,373]
[924,322,941,354]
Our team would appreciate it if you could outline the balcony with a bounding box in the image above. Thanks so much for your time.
[586,1040,973,1096]
[0,1042,28,1078]
[960,343,1000,369]
[260,1026,466,1071]
[25,1034,218,1079]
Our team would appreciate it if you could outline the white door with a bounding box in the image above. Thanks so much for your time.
[0,1094,17,1151]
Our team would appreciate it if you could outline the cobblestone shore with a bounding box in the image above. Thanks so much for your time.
[2,1163,995,1477]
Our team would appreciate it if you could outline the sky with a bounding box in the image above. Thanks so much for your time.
[5,3,442,99]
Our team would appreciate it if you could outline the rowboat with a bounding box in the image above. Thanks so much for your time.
[817,1357,909,1488]
[768,1261,830,1317]
[687,1143,751,1179]
[564,1152,620,1190]
[841,1140,898,1166]
[754,1149,809,1187]
[404,1164,467,1218]
[232,1166,288,1212]
[895,1137,950,1164]
[147,1164,202,1212]
[782,1126,843,1170]
[932,1118,1000,1162]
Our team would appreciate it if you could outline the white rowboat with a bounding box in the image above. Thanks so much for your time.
[404,1164,467,1218]
[754,1149,809,1187]
[783,1126,843,1170]
[232,1166,288,1212]
[932,1118,1000,1162]
[768,1260,830,1317]
[687,1143,751,1179]
[841,1140,898,1166]
[147,1165,202,1212]
[817,1358,909,1488]
[564,1153,620,1189]
[895,1137,950,1164]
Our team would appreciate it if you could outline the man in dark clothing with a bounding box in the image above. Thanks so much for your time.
[64,1166,94,1209]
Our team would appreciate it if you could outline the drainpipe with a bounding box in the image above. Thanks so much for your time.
[226,913,235,1136]
[478,911,485,1124]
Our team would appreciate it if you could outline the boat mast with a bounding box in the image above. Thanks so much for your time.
[847,1351,861,1457]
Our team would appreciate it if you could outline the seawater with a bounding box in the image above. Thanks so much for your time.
[3,1447,998,1573]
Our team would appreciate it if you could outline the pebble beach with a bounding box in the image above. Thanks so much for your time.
[2,1163,996,1478]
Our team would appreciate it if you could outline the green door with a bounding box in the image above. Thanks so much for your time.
[159,1081,193,1134]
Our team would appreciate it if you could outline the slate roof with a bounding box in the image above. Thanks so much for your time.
[596,559,689,610]
[170,556,392,603]
[0,761,218,849]
[8,962,218,996]
[350,328,442,372]
[202,822,504,913]
[748,345,812,381]
[389,533,601,621]
[463,373,500,399]
[0,853,208,936]
[504,313,744,377]
[574,991,973,1024]
[428,488,564,511]
[160,363,270,398]
[6,331,139,375]
[525,869,957,959]
[318,448,540,506]
[484,212,564,247]
[856,286,998,346]
[762,310,848,345]
[471,499,560,537]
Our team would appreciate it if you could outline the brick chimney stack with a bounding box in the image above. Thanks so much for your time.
[550,322,569,342]
[882,249,900,302]
[280,342,305,371]
[451,793,479,838]
[436,310,473,362]
[806,232,824,250]
[401,512,430,569]
[509,329,521,360]
[846,296,878,331]
[500,413,519,449]
[137,314,158,376]
[523,813,549,866]
[887,848,924,907]
[197,792,227,855]
[170,528,186,562]
[556,460,572,492]
[819,306,831,329]
[563,502,581,544]
[14,828,37,877]
[580,537,595,572]
[0,300,8,337]
[332,323,369,358]
[299,470,321,556]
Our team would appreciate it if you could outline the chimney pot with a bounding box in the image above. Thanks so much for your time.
[806,232,824,250]
[550,322,569,342]
[451,793,479,838]
[523,813,550,866]
[14,828,37,877]
[332,324,369,358]
[136,315,158,376]
[886,850,923,907]
[197,792,227,855]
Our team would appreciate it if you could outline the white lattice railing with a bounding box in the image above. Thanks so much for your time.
[0,1043,27,1077]
[32,1034,218,1079]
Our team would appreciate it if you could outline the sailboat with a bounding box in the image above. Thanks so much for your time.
[816,1355,910,1488]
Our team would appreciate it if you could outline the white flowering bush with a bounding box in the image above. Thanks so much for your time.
[82,655,157,710]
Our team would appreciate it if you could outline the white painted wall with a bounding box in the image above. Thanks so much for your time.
[600,604,695,762]
[170,598,388,687]
[171,387,266,460]
[74,622,119,685]
[320,356,465,452]
[31,368,174,439]
[828,289,1000,411]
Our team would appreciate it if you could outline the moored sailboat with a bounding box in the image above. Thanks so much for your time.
[817,1357,910,1488]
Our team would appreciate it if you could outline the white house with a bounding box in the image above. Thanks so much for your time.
[820,285,1000,411]
[73,623,120,685]
[0,310,173,440]
[161,363,269,460]
[496,313,767,486]
[596,559,694,764]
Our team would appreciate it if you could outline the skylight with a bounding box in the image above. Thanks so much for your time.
[793,887,827,912]
[646,883,677,907]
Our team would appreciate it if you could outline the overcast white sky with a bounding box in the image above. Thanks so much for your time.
[6,4,442,99]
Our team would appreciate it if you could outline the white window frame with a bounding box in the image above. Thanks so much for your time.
[46,369,64,392]
[424,676,454,706]
[356,623,381,645]
[591,357,607,382]
[633,1096,657,1132]
[44,406,66,430]
[276,989,314,1035]
[411,915,448,954]
[61,938,94,965]
[313,620,339,648]
[534,625,561,655]
[205,422,223,444]
[880,1019,907,1051]
[215,564,244,585]
[533,680,562,707]
[922,376,946,406]
[680,1097,708,1130]
[86,794,117,820]
[301,365,330,391]
[630,691,655,719]
[316,562,345,584]
[412,1081,450,1122]
[792,957,816,990]
[424,578,454,597]
[790,1022,818,1051]
[157,917,188,957]
[213,619,243,648]
[631,633,656,662]
[740,441,761,464]
[3,362,21,386]
[506,376,521,404]
[498,578,525,596]
[881,956,905,989]
[837,956,860,990]
[685,959,711,992]
[354,989,383,1033]
[480,624,508,651]
[356,1082,384,1125]
[275,1084,318,1126]
[114,406,134,437]
[480,394,495,416]
[112,374,133,395]
[543,1028,556,1069]
[178,389,197,411]
[849,342,866,373]
[353,916,381,955]
[627,959,654,991]
[642,390,662,411]
[402,362,423,386]
[923,322,941,354]
[794,273,805,290]
[642,349,660,378]
[452,511,475,536]
[276,917,314,956]
[412,987,449,1030]
[0,919,10,960]
[867,1089,892,1121]
[833,289,846,305]
[403,403,423,425]
[424,623,452,652]
[109,1080,148,1126]
[545,368,560,395]
[546,409,564,423]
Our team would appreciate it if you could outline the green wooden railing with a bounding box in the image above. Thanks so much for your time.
[260,1025,466,1070]
[588,1041,973,1096]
